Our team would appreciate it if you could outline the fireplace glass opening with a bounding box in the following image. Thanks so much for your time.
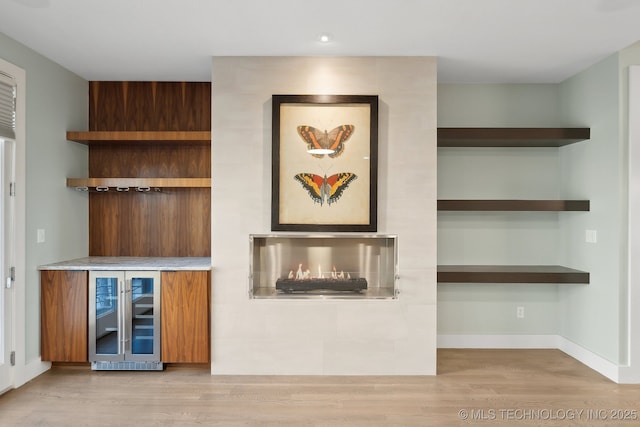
[250,234,398,299]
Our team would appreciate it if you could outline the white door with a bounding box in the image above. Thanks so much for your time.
[0,137,15,392]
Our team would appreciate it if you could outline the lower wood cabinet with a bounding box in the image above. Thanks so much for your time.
[161,270,210,363]
[41,268,210,365]
[40,270,89,362]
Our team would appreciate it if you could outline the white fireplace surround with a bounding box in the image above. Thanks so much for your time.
[211,56,437,375]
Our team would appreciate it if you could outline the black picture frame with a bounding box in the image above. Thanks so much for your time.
[271,94,378,232]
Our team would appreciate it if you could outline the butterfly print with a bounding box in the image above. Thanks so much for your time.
[294,172,357,206]
[297,124,354,158]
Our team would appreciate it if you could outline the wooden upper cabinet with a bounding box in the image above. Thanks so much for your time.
[161,271,210,363]
[40,270,88,362]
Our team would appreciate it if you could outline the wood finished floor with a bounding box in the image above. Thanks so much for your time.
[1,349,640,426]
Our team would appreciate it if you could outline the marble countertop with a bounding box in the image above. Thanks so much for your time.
[38,257,211,271]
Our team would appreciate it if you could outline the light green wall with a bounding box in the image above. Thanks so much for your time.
[437,84,562,127]
[558,54,621,364]
[0,32,88,361]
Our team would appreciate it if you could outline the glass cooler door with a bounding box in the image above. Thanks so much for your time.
[89,271,123,362]
[126,272,161,361]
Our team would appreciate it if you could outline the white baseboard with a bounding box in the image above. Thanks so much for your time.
[14,358,51,388]
[438,334,620,383]
[556,336,619,383]
[438,334,560,349]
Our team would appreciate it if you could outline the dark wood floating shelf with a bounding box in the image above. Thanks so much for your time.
[66,131,211,145]
[437,127,590,147]
[437,199,590,211]
[437,265,589,284]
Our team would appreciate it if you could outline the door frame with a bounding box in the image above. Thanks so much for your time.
[0,58,31,392]
[0,137,14,393]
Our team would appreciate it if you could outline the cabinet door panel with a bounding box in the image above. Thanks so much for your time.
[161,271,210,363]
[40,271,88,362]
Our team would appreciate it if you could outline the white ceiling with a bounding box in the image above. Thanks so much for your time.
[1,0,640,83]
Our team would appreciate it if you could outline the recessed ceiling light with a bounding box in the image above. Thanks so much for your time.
[318,33,332,43]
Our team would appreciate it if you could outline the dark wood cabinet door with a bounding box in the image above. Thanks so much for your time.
[40,270,88,362]
[161,271,210,363]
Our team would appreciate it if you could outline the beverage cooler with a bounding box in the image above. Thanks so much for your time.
[89,271,162,370]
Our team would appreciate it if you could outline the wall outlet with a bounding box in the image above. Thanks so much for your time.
[516,306,525,319]
[585,229,597,243]
[37,228,45,243]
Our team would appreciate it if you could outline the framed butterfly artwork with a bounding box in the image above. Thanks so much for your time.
[271,94,378,232]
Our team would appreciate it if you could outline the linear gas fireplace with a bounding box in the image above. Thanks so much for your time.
[249,234,398,299]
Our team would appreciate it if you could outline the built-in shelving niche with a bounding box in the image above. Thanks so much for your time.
[69,81,212,257]
[437,127,590,285]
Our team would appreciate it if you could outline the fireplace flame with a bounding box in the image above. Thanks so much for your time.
[287,263,350,281]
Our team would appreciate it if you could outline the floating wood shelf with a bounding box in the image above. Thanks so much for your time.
[437,128,590,147]
[437,199,590,211]
[67,177,211,190]
[66,131,211,145]
[437,265,589,284]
